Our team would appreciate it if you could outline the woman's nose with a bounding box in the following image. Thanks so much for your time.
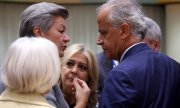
[64,34,70,42]
[71,65,78,74]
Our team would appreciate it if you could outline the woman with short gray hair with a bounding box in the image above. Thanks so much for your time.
[18,2,70,108]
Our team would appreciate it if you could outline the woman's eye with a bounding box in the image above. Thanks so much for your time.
[79,65,87,71]
[66,61,74,68]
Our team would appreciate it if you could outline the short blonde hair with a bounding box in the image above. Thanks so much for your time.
[2,37,60,94]
[60,44,98,108]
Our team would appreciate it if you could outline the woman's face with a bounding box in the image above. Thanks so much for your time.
[61,53,89,95]
[43,16,70,57]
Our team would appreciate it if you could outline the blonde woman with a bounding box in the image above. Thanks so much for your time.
[59,44,98,108]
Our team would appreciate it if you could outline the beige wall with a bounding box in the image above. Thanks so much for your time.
[0,3,28,65]
[166,4,180,62]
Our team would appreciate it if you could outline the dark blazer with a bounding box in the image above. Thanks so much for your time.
[96,52,113,96]
[99,43,180,108]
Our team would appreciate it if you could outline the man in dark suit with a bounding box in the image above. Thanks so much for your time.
[96,16,162,100]
[96,0,180,108]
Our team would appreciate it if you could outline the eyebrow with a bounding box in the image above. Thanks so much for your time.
[99,29,107,33]
[59,24,66,30]
[79,62,88,66]
[69,59,87,66]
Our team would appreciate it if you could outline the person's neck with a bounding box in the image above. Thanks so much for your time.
[64,93,76,106]
[118,36,143,61]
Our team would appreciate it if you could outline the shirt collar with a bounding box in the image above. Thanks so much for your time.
[120,42,145,62]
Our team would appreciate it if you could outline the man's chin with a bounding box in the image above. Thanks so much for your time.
[106,54,114,60]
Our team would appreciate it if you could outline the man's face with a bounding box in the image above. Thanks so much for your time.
[96,8,123,60]
[43,16,70,57]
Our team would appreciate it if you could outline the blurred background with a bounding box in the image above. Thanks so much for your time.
[0,0,180,65]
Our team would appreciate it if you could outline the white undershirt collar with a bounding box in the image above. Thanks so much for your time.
[119,42,145,62]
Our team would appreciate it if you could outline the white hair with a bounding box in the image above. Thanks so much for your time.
[2,37,60,94]
[144,17,162,42]
[97,0,147,39]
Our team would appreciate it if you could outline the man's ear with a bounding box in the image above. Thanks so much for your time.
[119,23,130,39]
[33,27,43,37]
[153,39,160,52]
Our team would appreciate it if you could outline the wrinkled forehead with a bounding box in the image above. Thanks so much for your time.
[97,6,111,24]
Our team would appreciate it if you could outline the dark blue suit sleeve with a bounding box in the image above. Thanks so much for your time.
[99,69,138,108]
